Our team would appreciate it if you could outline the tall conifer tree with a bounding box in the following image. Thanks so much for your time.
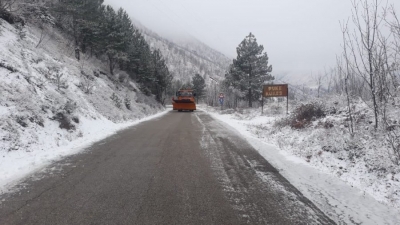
[192,74,206,103]
[226,33,273,107]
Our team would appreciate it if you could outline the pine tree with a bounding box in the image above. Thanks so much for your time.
[192,74,206,103]
[115,8,135,71]
[151,49,172,104]
[100,6,129,75]
[226,33,273,107]
[136,44,154,95]
[52,0,104,52]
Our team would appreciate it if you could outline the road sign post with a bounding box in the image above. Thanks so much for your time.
[261,96,264,115]
[262,84,289,114]
[219,93,224,110]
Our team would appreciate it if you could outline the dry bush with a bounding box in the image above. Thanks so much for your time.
[292,103,326,122]
[124,96,131,110]
[386,125,400,165]
[110,93,122,108]
[52,112,75,131]
[274,102,327,129]
[51,100,78,131]
[273,117,291,129]
[79,75,95,94]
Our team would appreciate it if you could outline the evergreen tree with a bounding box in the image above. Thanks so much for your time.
[127,33,151,81]
[52,0,104,52]
[226,33,273,107]
[183,80,193,89]
[101,6,129,75]
[136,44,154,95]
[116,8,135,71]
[151,49,172,104]
[192,74,206,103]
[168,79,183,97]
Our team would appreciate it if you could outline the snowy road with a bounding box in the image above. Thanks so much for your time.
[0,110,334,224]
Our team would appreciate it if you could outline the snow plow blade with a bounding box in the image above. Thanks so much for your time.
[172,102,196,111]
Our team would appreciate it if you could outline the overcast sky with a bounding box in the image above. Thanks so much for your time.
[104,0,399,78]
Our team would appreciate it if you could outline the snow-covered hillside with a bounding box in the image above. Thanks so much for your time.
[203,104,400,224]
[0,19,165,192]
[138,25,231,83]
[203,96,400,215]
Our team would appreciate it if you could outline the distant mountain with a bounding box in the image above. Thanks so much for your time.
[133,20,231,84]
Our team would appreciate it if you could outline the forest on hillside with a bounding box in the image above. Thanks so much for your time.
[138,26,231,101]
[1,0,175,104]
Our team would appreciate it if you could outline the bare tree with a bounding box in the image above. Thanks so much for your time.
[324,68,333,94]
[79,76,94,94]
[387,5,400,89]
[383,4,400,164]
[0,0,23,27]
[338,20,355,136]
[312,72,323,98]
[35,23,50,48]
[0,0,17,12]
[48,67,67,90]
[342,0,388,129]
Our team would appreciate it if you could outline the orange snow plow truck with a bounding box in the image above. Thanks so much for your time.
[172,89,196,112]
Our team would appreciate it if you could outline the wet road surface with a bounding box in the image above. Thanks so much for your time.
[0,110,335,224]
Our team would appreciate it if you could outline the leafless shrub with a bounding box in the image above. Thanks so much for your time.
[50,101,77,131]
[35,22,50,48]
[0,0,17,12]
[72,116,79,124]
[292,103,325,123]
[32,57,43,64]
[29,115,44,127]
[110,93,122,108]
[3,120,21,151]
[323,120,334,129]
[15,115,28,127]
[273,117,291,129]
[48,67,68,90]
[0,0,23,25]
[63,100,77,114]
[274,102,326,130]
[16,24,26,40]
[124,95,131,110]
[312,72,324,98]
[93,70,100,77]
[52,112,75,131]
[79,75,95,94]
[386,125,400,165]
[118,72,128,83]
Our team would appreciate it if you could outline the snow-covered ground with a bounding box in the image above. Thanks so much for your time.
[0,111,168,194]
[2,13,400,224]
[202,105,400,225]
[0,19,166,194]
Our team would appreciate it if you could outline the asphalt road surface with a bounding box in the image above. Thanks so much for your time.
[0,110,335,225]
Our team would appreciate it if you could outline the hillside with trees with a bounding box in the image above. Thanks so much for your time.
[139,26,231,81]
[134,23,231,99]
